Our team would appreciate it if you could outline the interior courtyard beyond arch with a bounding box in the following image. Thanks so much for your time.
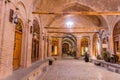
[0,0,120,80]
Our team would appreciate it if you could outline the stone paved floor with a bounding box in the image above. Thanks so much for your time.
[41,60,120,80]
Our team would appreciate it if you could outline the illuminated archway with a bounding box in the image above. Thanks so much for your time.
[81,37,89,55]
[51,38,58,56]
[62,34,77,57]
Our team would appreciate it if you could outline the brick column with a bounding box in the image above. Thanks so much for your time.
[58,38,62,59]
[48,36,52,57]
[98,36,102,56]
[0,1,13,78]
[90,35,94,58]
[76,38,81,59]
[41,31,47,60]
[41,34,45,60]
[24,23,32,68]
[44,33,48,59]
[109,34,114,54]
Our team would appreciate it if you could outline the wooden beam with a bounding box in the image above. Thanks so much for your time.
[47,31,98,33]
[44,27,106,29]
[32,11,120,15]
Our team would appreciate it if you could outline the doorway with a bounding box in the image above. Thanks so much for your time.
[51,38,58,56]
[81,37,89,56]
[13,19,23,70]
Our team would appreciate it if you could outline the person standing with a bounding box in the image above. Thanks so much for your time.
[84,52,89,62]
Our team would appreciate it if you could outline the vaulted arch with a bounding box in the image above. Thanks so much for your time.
[62,34,77,57]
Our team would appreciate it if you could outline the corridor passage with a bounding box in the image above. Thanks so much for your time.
[41,60,120,80]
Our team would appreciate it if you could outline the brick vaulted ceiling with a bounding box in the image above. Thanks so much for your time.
[33,0,120,30]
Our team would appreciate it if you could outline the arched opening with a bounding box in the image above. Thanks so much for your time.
[81,37,89,56]
[31,20,40,62]
[51,38,58,56]
[62,34,77,57]
[13,18,23,70]
[62,43,69,56]
[113,21,120,54]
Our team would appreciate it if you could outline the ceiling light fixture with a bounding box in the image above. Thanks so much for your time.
[66,21,74,28]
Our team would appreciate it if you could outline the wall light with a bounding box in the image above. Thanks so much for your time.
[13,14,18,24]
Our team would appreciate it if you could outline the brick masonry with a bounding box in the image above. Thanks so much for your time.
[0,0,120,79]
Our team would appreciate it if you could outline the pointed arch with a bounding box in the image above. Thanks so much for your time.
[16,1,27,22]
[31,19,40,62]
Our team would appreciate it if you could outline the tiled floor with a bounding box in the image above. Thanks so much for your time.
[41,60,120,80]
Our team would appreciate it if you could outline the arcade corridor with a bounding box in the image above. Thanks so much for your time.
[0,0,120,80]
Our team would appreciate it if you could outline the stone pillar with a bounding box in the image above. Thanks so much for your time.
[41,31,48,60]
[48,36,52,57]
[109,34,114,54]
[23,23,32,68]
[98,36,102,56]
[41,33,45,60]
[58,38,62,59]
[46,35,51,58]
[39,31,43,60]
[76,38,81,59]
[90,35,94,58]
[44,33,48,59]
[0,1,13,78]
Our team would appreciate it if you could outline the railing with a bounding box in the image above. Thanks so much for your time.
[91,59,120,74]
[4,60,49,80]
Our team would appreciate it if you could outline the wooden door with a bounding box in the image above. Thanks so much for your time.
[13,31,22,70]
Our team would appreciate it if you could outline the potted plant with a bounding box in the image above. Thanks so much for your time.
[96,54,101,60]
[102,51,110,62]
[47,57,54,65]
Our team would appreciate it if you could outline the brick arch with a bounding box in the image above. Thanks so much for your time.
[31,19,40,62]
[46,2,108,29]
[33,19,40,34]
[113,20,120,54]
[16,1,27,22]
[62,34,77,56]
[113,20,120,36]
